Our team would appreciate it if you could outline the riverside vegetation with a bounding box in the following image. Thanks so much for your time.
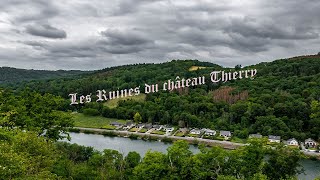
[0,54,320,179]
[0,128,305,180]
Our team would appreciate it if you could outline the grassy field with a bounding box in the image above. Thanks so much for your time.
[188,66,207,71]
[129,128,139,132]
[139,128,148,133]
[187,134,199,137]
[101,125,116,130]
[72,113,126,128]
[104,94,146,108]
[230,137,247,144]
[151,130,166,135]
[174,132,185,137]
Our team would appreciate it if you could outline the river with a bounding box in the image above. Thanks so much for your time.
[64,132,320,180]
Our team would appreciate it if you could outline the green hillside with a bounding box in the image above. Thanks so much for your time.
[6,55,320,141]
[0,66,88,84]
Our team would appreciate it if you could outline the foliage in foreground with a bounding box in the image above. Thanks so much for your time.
[0,89,73,141]
[0,129,304,180]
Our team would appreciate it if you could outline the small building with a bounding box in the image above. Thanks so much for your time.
[287,138,299,146]
[110,122,124,127]
[157,125,164,131]
[136,123,145,129]
[152,125,164,131]
[178,128,188,134]
[268,135,281,143]
[125,121,133,126]
[220,130,231,139]
[305,138,318,148]
[190,128,201,135]
[202,128,216,136]
[152,124,160,129]
[123,121,135,130]
[164,126,174,133]
[249,134,262,139]
[144,123,153,129]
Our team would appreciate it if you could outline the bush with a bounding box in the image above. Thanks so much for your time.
[138,128,148,133]
[101,125,116,130]
[162,137,173,143]
[83,130,95,134]
[129,134,139,139]
[141,135,148,141]
[55,142,95,162]
[83,108,100,116]
[148,136,159,141]
[202,135,215,140]
[101,131,117,137]
[68,128,80,133]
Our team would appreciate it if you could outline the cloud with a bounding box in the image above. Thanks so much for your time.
[25,24,66,39]
[0,0,319,70]
[101,28,152,46]
[224,17,319,40]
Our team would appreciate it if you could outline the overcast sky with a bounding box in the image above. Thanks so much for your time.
[0,0,319,70]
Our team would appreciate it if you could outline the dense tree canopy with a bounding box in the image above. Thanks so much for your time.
[0,89,73,141]
[2,56,320,141]
[0,55,319,179]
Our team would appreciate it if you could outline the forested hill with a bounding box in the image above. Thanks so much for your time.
[4,55,320,141]
[17,60,223,97]
[0,66,88,84]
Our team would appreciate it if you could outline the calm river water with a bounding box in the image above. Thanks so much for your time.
[65,132,320,180]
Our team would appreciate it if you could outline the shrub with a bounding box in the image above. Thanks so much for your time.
[83,108,100,116]
[68,128,80,133]
[101,125,116,130]
[83,130,95,134]
[129,134,138,139]
[102,131,116,137]
[162,137,173,143]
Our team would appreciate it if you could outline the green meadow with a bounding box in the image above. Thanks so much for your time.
[104,94,146,108]
[72,112,126,128]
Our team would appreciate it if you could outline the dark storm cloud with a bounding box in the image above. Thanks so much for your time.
[25,24,66,39]
[100,29,153,46]
[0,0,59,23]
[225,17,319,40]
[1,0,320,70]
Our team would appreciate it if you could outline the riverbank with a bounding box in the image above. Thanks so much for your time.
[69,127,320,159]
[64,132,320,180]
[70,127,244,150]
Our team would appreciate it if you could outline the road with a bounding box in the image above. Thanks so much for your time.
[74,127,244,149]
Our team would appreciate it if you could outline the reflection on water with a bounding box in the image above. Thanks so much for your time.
[64,132,320,180]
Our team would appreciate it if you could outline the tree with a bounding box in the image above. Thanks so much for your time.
[55,142,95,163]
[133,151,168,179]
[235,64,242,70]
[125,151,141,177]
[83,108,100,116]
[125,151,141,168]
[238,139,266,178]
[0,129,58,179]
[0,89,74,141]
[133,112,142,123]
[191,146,229,179]
[263,144,302,180]
[167,140,193,179]
[88,149,125,179]
[309,100,320,139]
